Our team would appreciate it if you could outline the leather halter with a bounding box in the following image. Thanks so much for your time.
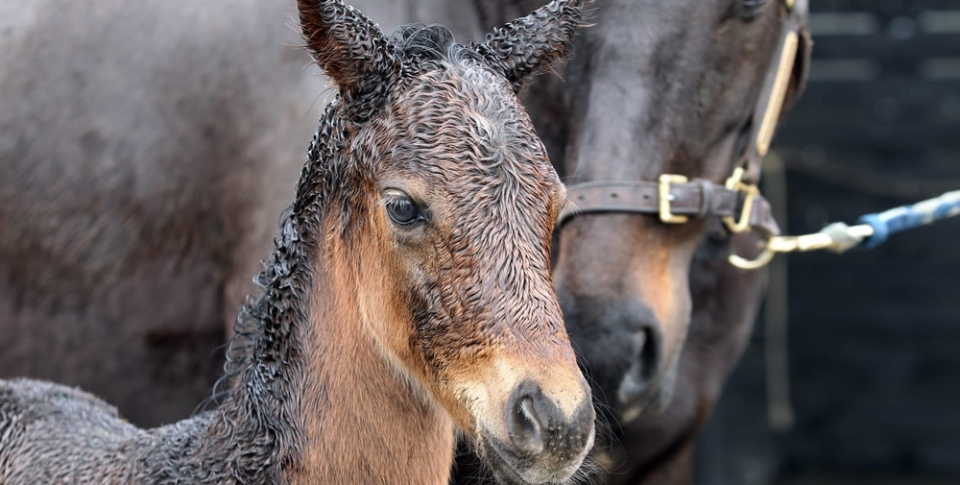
[558,0,809,244]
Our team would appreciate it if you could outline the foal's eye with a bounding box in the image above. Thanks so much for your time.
[384,191,423,226]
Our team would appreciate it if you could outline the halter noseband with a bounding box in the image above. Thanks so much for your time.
[558,0,809,269]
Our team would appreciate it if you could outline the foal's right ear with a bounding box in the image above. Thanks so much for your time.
[298,0,399,119]
[475,0,587,92]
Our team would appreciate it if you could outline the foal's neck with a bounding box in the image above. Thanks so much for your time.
[267,227,456,485]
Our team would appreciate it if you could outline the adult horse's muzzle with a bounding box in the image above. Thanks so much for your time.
[552,223,695,425]
[604,307,682,423]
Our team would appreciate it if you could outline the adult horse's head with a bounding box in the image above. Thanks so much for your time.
[297,0,594,482]
[553,0,810,422]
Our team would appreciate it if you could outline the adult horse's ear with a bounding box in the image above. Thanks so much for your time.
[298,0,399,120]
[781,28,811,118]
[475,0,587,92]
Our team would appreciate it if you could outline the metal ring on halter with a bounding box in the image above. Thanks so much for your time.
[728,243,776,270]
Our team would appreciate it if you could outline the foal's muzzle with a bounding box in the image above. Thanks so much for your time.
[482,380,595,484]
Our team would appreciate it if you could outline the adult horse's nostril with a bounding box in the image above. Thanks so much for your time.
[618,326,663,407]
[508,393,546,455]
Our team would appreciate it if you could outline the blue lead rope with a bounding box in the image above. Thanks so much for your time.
[731,190,959,268]
[856,190,960,250]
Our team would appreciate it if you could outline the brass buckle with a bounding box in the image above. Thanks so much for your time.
[722,167,759,233]
[658,174,689,224]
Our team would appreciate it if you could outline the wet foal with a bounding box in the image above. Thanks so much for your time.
[0,0,594,484]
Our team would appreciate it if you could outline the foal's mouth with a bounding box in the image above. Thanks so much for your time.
[477,431,586,485]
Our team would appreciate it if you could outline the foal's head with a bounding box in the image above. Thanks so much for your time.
[553,0,810,422]
[298,0,593,482]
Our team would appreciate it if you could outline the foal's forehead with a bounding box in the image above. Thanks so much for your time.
[389,63,562,194]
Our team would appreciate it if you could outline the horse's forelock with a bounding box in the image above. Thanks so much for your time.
[391,24,457,62]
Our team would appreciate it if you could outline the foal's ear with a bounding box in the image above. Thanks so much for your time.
[475,0,587,92]
[298,0,399,120]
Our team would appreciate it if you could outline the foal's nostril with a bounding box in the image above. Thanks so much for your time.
[508,395,545,455]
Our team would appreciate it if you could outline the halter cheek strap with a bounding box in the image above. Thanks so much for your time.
[740,0,809,186]
[558,0,809,257]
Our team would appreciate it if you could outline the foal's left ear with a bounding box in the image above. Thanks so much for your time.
[475,0,588,92]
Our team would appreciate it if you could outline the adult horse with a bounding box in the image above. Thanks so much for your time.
[454,0,811,483]
[0,0,328,426]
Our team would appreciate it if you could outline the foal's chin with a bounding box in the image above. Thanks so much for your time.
[475,428,594,485]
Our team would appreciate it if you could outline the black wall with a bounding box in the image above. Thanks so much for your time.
[699,1,960,483]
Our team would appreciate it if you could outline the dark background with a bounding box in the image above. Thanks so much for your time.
[697,1,960,483]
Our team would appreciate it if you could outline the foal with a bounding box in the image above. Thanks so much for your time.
[0,0,594,483]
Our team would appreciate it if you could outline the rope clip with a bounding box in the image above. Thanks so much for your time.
[728,223,875,270]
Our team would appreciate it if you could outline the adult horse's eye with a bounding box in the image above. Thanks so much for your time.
[384,191,423,226]
[737,0,769,19]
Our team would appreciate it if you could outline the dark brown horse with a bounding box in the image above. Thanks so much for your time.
[0,1,595,484]
[454,0,810,484]
[0,0,330,426]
